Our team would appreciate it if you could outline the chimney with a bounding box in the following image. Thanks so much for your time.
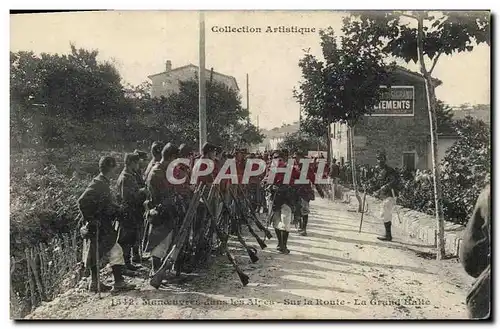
[165,60,172,72]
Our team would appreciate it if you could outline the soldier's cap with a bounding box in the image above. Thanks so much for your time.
[272,151,281,158]
[162,142,179,159]
[133,149,148,160]
[99,156,117,172]
[281,149,289,155]
[124,153,140,165]
[151,141,165,155]
[178,143,192,156]
[202,142,217,154]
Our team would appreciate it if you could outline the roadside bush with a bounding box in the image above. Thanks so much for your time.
[358,116,490,226]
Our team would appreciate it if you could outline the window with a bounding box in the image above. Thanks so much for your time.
[402,151,417,171]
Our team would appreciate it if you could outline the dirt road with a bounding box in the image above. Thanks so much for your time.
[26,196,473,319]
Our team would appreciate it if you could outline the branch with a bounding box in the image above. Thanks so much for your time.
[429,51,442,75]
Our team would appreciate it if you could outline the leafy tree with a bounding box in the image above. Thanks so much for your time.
[10,45,134,149]
[436,100,455,134]
[277,131,325,154]
[441,116,490,223]
[294,27,393,211]
[343,10,490,259]
[142,79,263,150]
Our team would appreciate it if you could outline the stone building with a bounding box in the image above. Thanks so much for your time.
[148,60,239,98]
[330,67,442,171]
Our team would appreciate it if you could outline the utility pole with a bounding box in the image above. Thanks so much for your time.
[246,73,250,125]
[198,11,207,153]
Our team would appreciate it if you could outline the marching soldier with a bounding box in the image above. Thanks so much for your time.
[78,156,136,293]
[116,153,148,272]
[143,141,165,182]
[294,152,316,236]
[143,143,180,281]
[460,184,491,319]
[265,150,300,254]
[329,158,340,201]
[368,150,399,242]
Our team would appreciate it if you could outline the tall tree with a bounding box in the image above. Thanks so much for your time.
[343,10,490,259]
[294,27,393,211]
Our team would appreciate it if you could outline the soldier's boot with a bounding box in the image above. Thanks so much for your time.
[377,222,393,242]
[275,228,282,251]
[110,265,136,293]
[88,266,112,293]
[280,231,290,254]
[300,215,308,236]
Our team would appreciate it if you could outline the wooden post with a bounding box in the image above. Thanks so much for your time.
[25,249,36,310]
[198,11,207,153]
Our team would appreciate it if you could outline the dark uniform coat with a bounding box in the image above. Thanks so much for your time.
[369,164,399,198]
[78,174,120,268]
[460,184,491,319]
[116,168,147,246]
[143,162,178,253]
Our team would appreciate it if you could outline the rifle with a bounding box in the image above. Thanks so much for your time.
[200,191,249,286]
[216,187,261,259]
[228,188,267,248]
[263,187,278,242]
[95,222,101,299]
[149,183,204,289]
[358,187,367,233]
[233,186,272,239]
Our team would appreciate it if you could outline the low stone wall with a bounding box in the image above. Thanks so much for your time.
[346,190,465,257]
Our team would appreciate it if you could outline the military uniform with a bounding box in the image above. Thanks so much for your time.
[265,151,300,254]
[368,151,399,241]
[78,158,135,293]
[116,163,147,270]
[192,143,220,263]
[460,184,491,319]
[144,143,180,275]
[294,156,316,236]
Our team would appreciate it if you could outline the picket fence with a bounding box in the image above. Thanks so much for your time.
[10,233,84,319]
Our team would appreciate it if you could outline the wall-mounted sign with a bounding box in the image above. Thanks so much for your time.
[367,86,415,116]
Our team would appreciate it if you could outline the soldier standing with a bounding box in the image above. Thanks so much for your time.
[132,149,149,262]
[294,152,315,236]
[368,151,399,242]
[192,142,220,262]
[116,153,148,272]
[265,150,300,254]
[329,158,340,201]
[78,156,136,293]
[143,141,165,182]
[144,143,180,282]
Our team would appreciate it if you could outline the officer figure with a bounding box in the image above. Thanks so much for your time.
[368,151,399,242]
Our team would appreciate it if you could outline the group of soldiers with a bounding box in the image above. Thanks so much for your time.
[76,141,334,293]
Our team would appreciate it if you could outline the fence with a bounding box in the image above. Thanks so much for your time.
[10,232,84,319]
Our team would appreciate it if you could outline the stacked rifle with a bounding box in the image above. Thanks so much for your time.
[149,182,273,289]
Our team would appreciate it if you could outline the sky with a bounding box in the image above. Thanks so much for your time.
[10,11,490,129]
